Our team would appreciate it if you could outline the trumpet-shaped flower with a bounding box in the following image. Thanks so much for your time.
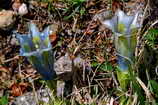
[103,9,140,71]
[16,23,56,80]
[103,9,140,35]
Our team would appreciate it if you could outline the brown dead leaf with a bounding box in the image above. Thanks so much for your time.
[96,56,105,63]
[94,35,102,45]
[49,24,58,43]
[10,83,22,96]
[10,82,28,97]
[69,54,76,60]
[86,0,95,8]
[49,33,57,43]
[84,21,98,35]
[108,56,117,62]
[0,66,9,73]
[84,29,94,35]
[19,82,29,92]
[112,1,123,12]
[88,9,97,14]
[40,2,48,8]
[29,0,39,7]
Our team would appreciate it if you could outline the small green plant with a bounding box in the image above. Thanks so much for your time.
[67,0,85,6]
[145,28,158,49]
[149,80,158,103]
[91,61,113,71]
[63,0,86,20]
[0,96,8,105]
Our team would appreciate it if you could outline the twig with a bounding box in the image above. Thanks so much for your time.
[2,55,19,63]
[155,65,158,76]
[131,93,138,105]
[66,84,98,98]
[90,63,102,82]
[78,19,95,44]
[112,72,119,88]
[110,97,114,105]
[72,17,77,32]
[114,89,131,101]
[18,63,23,82]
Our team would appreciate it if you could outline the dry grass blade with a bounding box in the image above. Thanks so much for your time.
[135,0,149,57]
[136,77,154,102]
[29,77,39,105]
[131,93,138,105]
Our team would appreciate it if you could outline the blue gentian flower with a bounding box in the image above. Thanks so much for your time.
[103,9,140,71]
[16,23,56,80]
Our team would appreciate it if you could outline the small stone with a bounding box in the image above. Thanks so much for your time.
[18,3,28,16]
[0,10,15,30]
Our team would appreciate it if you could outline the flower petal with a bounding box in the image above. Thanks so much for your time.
[41,26,52,49]
[16,34,35,56]
[103,15,118,32]
[29,23,41,48]
[28,51,56,80]
[116,9,135,34]
[131,12,141,29]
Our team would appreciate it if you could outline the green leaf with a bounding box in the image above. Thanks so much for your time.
[119,96,132,105]
[80,7,85,16]
[0,96,8,105]
[145,28,158,47]
[149,80,158,98]
[91,61,99,67]
[100,62,113,71]
[117,70,130,91]
[69,0,85,5]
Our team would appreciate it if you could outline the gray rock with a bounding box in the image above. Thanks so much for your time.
[10,88,52,105]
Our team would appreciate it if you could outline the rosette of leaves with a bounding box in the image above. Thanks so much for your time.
[16,23,57,80]
[103,9,140,90]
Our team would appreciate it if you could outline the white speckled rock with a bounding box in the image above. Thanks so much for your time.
[18,3,28,16]
[0,10,15,30]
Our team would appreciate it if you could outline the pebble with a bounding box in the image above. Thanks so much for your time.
[0,10,15,30]
[18,3,28,16]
